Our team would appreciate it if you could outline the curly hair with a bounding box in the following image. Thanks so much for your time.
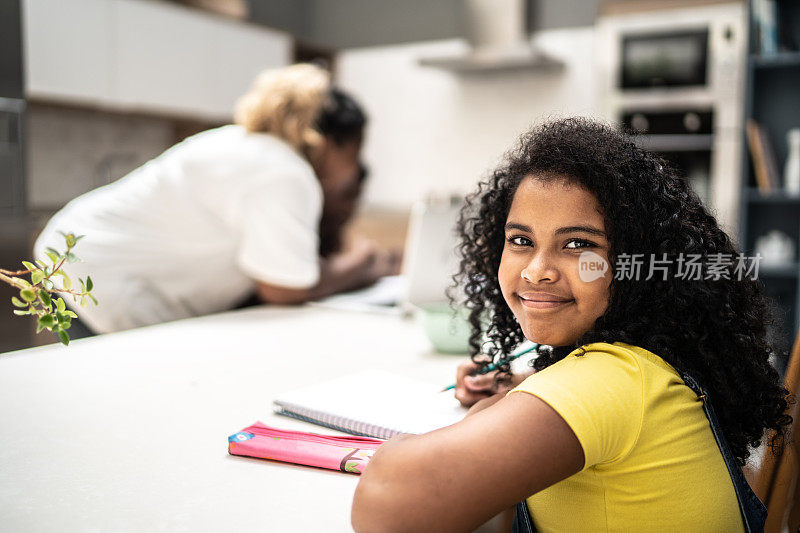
[234,63,329,157]
[454,117,792,465]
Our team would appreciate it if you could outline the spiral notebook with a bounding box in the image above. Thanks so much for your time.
[273,369,468,439]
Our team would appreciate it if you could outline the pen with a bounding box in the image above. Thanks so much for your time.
[440,343,540,392]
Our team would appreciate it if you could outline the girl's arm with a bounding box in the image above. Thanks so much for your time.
[351,392,584,533]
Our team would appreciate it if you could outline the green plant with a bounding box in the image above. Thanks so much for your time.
[0,232,96,345]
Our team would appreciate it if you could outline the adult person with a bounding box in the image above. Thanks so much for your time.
[34,64,396,334]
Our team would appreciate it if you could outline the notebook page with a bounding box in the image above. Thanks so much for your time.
[273,369,467,437]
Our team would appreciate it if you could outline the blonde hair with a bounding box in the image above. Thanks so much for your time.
[234,63,330,157]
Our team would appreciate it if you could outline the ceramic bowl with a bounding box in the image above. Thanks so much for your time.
[418,302,472,354]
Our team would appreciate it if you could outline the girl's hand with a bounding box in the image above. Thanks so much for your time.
[465,393,504,417]
[454,361,534,408]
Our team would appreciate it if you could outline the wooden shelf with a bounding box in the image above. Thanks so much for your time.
[759,263,799,279]
[752,52,800,69]
[745,189,800,204]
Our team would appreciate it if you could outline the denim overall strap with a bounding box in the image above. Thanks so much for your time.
[512,500,537,533]
[680,372,768,533]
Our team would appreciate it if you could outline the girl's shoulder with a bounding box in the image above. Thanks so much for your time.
[516,341,686,407]
[512,341,696,468]
[563,341,680,380]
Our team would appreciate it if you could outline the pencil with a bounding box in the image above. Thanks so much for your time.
[440,343,540,392]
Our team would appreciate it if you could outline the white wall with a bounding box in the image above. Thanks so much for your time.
[337,27,600,210]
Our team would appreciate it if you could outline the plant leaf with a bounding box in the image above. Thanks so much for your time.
[56,298,66,313]
[11,297,26,307]
[20,288,36,302]
[45,251,59,264]
[89,294,98,305]
[65,311,78,318]
[39,290,52,307]
[38,314,57,329]
[42,279,54,290]
[57,330,70,346]
[21,261,37,271]
[65,234,76,248]
[13,309,29,316]
[31,270,44,285]
[86,276,94,292]
[65,252,80,263]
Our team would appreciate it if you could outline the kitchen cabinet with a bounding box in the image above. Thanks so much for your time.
[22,0,292,120]
[23,0,114,106]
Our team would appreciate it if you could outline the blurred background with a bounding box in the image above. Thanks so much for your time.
[1,0,799,359]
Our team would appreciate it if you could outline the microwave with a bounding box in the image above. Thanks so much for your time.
[620,29,709,89]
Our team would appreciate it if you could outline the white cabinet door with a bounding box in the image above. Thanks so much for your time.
[209,20,292,118]
[24,0,292,120]
[23,0,114,106]
[113,0,218,117]
[111,0,292,120]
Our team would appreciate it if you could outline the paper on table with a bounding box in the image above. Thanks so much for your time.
[273,369,468,439]
[309,275,407,314]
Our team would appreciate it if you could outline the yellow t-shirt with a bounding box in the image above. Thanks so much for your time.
[509,341,744,532]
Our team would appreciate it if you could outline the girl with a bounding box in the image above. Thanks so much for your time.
[351,118,791,532]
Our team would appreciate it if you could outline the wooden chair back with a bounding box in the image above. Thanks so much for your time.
[749,329,800,533]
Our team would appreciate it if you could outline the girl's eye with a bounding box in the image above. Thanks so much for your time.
[565,239,596,250]
[507,236,532,247]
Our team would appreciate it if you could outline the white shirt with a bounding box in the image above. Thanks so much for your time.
[34,125,323,333]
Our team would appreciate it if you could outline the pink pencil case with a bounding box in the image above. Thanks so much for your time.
[228,422,384,474]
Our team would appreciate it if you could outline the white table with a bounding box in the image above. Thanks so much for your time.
[0,306,464,532]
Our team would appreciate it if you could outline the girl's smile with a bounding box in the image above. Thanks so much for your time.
[499,176,612,346]
[517,292,574,309]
